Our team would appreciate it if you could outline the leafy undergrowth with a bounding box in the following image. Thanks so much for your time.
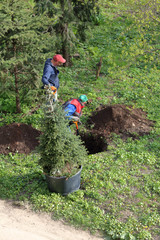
[0,4,160,240]
[0,134,160,240]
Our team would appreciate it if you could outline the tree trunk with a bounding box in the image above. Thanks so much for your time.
[62,23,70,67]
[12,39,21,113]
[14,65,21,113]
[96,57,103,79]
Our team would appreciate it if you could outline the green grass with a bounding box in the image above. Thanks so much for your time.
[0,7,160,240]
[0,135,159,239]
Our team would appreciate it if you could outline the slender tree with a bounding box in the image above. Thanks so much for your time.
[35,0,99,65]
[0,0,56,113]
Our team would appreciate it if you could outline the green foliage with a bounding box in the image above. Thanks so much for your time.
[0,93,16,113]
[0,153,45,200]
[0,135,160,239]
[35,0,99,62]
[0,1,160,240]
[37,89,87,176]
[0,0,56,112]
[0,107,43,129]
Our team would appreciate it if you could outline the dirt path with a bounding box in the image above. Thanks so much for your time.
[0,199,103,240]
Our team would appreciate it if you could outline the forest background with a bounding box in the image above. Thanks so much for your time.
[0,0,160,240]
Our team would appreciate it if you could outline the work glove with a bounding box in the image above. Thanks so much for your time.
[71,116,82,125]
[71,116,79,122]
[50,86,57,94]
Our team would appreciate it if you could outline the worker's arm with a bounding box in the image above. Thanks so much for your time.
[42,65,53,85]
[70,116,80,122]
[73,111,81,117]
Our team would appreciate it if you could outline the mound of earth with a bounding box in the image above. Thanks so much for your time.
[81,104,154,154]
[0,123,41,155]
[87,104,154,139]
[0,104,154,155]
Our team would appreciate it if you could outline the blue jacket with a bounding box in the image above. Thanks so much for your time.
[42,58,60,89]
[63,99,84,120]
[64,104,77,117]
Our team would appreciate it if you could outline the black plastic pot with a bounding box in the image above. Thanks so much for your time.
[46,166,82,195]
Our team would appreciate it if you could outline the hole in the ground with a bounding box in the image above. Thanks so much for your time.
[80,133,108,154]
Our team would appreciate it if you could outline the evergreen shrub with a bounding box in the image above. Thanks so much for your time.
[38,88,87,177]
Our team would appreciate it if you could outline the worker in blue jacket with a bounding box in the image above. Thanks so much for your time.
[63,95,88,135]
[42,54,66,101]
[63,95,88,122]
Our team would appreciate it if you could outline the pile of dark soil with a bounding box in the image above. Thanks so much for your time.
[0,104,154,155]
[0,123,41,155]
[81,104,154,153]
[87,104,154,139]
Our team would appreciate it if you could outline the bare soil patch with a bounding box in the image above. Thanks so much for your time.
[0,199,102,240]
[0,104,154,155]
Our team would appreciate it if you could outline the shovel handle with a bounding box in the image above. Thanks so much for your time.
[73,121,79,135]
